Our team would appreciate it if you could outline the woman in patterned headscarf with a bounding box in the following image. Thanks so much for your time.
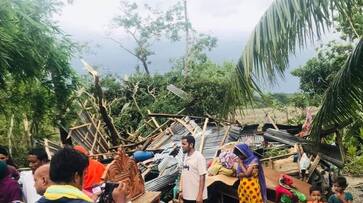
[233,143,267,203]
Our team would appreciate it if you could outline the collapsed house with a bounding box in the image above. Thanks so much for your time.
[136,116,316,202]
[40,61,346,202]
[41,94,344,202]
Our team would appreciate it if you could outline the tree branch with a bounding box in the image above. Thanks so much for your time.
[108,37,140,59]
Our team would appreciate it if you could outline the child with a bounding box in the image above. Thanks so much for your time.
[308,185,325,203]
[328,176,353,203]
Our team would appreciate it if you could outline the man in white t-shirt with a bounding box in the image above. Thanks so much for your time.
[179,135,207,203]
[19,148,49,203]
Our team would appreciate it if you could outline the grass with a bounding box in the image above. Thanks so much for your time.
[232,107,318,127]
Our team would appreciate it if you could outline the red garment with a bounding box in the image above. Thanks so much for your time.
[83,159,105,191]
[275,185,294,202]
[275,174,298,203]
[73,145,105,191]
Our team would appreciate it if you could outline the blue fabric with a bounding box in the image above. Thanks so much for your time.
[235,143,267,203]
[328,192,353,203]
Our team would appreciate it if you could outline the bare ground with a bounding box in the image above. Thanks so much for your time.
[345,176,363,202]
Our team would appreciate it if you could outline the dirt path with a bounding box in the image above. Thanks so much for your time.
[345,176,363,202]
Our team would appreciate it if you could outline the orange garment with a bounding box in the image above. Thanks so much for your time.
[74,145,105,191]
[83,159,105,191]
[307,201,324,203]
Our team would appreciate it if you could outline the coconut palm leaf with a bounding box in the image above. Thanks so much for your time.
[233,0,355,100]
[311,38,363,141]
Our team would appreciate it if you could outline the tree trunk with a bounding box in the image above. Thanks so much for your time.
[183,0,189,77]
[59,118,71,145]
[94,76,123,146]
[335,130,345,162]
[8,114,14,156]
[49,69,72,145]
[141,59,150,75]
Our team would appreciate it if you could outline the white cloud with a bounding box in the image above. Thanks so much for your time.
[56,0,273,38]
[56,0,120,33]
[188,0,273,36]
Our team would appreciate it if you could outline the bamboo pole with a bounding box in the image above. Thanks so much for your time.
[219,126,231,147]
[199,118,209,152]
[148,110,162,133]
[266,113,279,130]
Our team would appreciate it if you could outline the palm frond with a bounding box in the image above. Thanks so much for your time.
[233,0,355,101]
[311,38,363,142]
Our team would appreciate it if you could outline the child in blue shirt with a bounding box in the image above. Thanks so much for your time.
[328,176,353,203]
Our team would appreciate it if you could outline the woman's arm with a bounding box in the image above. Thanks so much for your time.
[238,162,258,178]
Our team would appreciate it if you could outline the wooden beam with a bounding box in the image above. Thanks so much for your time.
[176,118,195,135]
[307,154,321,182]
[148,110,163,133]
[266,113,279,130]
[148,113,204,120]
[152,128,174,149]
[90,121,102,154]
[69,123,91,130]
[219,126,231,147]
[260,152,297,162]
[199,118,209,152]
[148,112,233,124]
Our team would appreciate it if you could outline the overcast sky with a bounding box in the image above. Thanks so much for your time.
[55,0,321,93]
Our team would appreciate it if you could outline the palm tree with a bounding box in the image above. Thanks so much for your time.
[233,0,363,142]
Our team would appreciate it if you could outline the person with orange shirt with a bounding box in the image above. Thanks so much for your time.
[73,145,106,192]
[307,185,326,203]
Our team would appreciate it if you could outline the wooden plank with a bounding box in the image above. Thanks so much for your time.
[148,110,163,133]
[260,152,297,162]
[144,119,173,139]
[90,121,101,154]
[148,113,204,120]
[307,154,321,182]
[199,118,209,152]
[219,126,231,147]
[69,123,91,130]
[176,118,195,135]
[152,128,175,150]
[266,113,279,130]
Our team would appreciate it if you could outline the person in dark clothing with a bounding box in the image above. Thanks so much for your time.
[37,147,126,203]
[0,161,22,203]
[0,145,19,180]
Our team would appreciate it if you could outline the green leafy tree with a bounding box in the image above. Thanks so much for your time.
[335,0,363,40]
[292,41,353,104]
[231,0,363,143]
[88,61,238,135]
[111,0,217,75]
[0,0,78,146]
[111,1,186,75]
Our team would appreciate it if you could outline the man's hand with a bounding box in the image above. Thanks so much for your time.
[196,193,203,203]
[112,182,127,203]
